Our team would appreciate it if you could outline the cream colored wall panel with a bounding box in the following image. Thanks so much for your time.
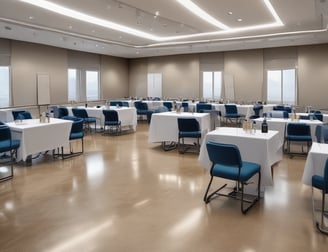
[298,44,328,109]
[11,41,67,106]
[101,55,129,99]
[224,49,263,103]
[128,58,148,98]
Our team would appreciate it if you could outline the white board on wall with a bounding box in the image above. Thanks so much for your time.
[224,74,235,101]
[147,73,162,98]
[37,73,50,105]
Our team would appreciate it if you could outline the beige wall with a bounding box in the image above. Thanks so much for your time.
[223,49,263,103]
[11,41,68,106]
[298,44,328,109]
[128,58,148,98]
[101,55,129,99]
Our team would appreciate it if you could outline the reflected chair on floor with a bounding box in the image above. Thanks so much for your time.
[224,104,243,125]
[72,108,97,132]
[103,110,121,135]
[312,158,328,234]
[177,118,201,154]
[203,142,261,214]
[284,123,312,155]
[12,110,32,120]
[60,117,84,159]
[0,125,20,182]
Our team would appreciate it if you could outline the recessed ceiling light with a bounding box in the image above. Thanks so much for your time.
[228,11,233,15]
[29,16,34,19]
[68,25,73,29]
[237,18,243,22]
[155,11,159,16]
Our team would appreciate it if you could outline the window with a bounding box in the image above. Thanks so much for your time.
[67,69,99,102]
[0,66,10,107]
[86,70,99,101]
[267,69,296,105]
[202,71,222,100]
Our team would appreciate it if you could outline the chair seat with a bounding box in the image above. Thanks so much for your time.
[70,132,84,140]
[0,139,20,152]
[84,117,96,123]
[287,135,312,141]
[211,161,261,182]
[179,131,201,138]
[312,175,326,191]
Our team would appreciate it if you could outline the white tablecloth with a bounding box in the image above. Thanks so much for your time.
[68,106,137,131]
[212,104,253,118]
[302,142,328,186]
[198,127,283,193]
[148,112,211,143]
[6,118,72,161]
[253,118,322,143]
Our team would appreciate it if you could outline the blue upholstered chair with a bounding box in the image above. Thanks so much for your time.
[312,158,328,234]
[103,110,121,135]
[224,104,243,124]
[12,110,32,120]
[315,124,328,143]
[60,117,84,158]
[269,110,289,118]
[285,123,312,155]
[204,141,261,214]
[163,102,173,111]
[0,125,20,182]
[249,104,263,119]
[134,101,149,121]
[196,103,212,113]
[313,111,323,121]
[57,107,69,118]
[181,102,189,112]
[177,118,201,154]
[109,101,123,107]
[72,108,97,132]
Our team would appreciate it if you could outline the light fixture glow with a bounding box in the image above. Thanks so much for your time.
[176,0,230,30]
[20,0,285,43]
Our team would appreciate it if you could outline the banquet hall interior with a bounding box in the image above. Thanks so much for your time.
[1,0,328,251]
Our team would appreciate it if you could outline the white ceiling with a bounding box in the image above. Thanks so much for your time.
[0,0,328,58]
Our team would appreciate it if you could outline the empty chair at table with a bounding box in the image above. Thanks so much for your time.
[57,107,69,118]
[203,141,261,214]
[196,103,212,113]
[315,124,328,143]
[72,108,97,132]
[103,110,121,135]
[312,158,328,234]
[284,123,312,155]
[249,104,263,119]
[163,102,173,111]
[109,101,123,107]
[177,118,201,154]
[0,125,20,182]
[181,102,189,112]
[269,110,289,119]
[12,110,32,120]
[60,117,84,159]
[224,104,243,124]
[134,101,149,121]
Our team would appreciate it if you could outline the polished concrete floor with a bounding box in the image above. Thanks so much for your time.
[0,122,328,252]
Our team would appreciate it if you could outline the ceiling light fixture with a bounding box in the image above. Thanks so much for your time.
[19,0,284,43]
[176,0,229,30]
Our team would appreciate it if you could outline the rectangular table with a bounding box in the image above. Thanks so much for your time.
[253,118,322,143]
[302,142,328,186]
[148,111,211,144]
[6,118,72,162]
[198,127,283,194]
[68,106,137,131]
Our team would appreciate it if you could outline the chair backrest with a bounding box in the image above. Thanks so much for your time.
[206,141,242,168]
[109,101,123,107]
[177,118,200,132]
[224,104,238,114]
[322,158,328,193]
[287,123,311,136]
[253,104,263,116]
[269,110,288,118]
[134,101,148,111]
[163,102,173,111]
[313,111,323,121]
[70,118,84,135]
[57,107,69,118]
[196,103,212,113]
[72,108,88,118]
[12,110,32,120]
[0,125,11,143]
[122,101,129,107]
[103,110,119,122]
[315,124,328,143]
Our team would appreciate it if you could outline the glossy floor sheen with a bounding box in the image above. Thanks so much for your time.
[1,123,328,252]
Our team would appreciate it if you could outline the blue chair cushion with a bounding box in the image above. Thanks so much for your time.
[70,132,84,140]
[0,139,20,152]
[84,117,96,123]
[211,161,261,182]
[179,131,201,138]
[312,175,325,191]
[287,135,312,141]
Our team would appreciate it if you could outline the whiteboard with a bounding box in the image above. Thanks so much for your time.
[147,73,162,98]
[224,74,235,101]
[37,73,50,105]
